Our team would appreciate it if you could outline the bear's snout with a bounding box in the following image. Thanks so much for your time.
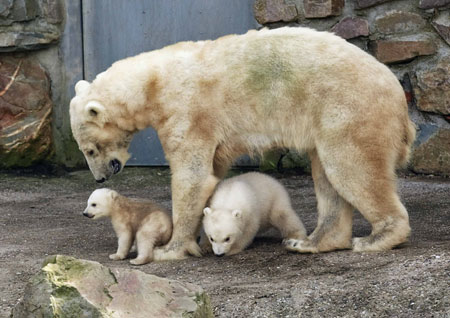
[110,159,121,174]
[83,211,94,219]
[96,177,106,183]
[215,253,225,257]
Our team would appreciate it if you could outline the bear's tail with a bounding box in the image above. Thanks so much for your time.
[397,118,416,168]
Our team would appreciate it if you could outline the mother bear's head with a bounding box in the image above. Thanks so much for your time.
[70,79,133,183]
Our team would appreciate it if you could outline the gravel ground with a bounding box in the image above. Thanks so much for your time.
[0,167,449,318]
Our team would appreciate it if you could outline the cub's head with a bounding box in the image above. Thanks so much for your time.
[70,80,133,183]
[83,188,118,219]
[202,207,242,257]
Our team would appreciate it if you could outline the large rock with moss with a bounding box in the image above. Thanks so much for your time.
[11,255,213,318]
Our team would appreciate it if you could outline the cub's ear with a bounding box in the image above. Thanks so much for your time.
[232,210,242,218]
[203,207,212,216]
[75,80,90,96]
[85,101,108,126]
[109,190,118,200]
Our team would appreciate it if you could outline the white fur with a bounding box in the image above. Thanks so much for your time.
[202,172,306,256]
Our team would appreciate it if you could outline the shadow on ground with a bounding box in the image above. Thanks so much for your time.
[0,167,449,317]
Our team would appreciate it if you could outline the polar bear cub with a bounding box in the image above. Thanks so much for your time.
[202,172,307,256]
[83,188,172,265]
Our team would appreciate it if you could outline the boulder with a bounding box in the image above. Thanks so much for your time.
[410,125,450,176]
[253,0,297,24]
[331,17,369,39]
[11,255,213,318]
[413,56,450,115]
[0,55,53,168]
[375,11,426,35]
[371,39,437,64]
[432,11,450,46]
[304,0,345,18]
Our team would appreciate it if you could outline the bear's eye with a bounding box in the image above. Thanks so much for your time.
[224,237,230,242]
[209,237,214,242]
[87,150,94,156]
[91,203,96,207]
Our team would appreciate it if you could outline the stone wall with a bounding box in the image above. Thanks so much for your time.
[0,0,64,168]
[255,0,450,176]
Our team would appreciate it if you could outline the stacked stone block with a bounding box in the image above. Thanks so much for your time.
[0,0,63,168]
[254,0,450,176]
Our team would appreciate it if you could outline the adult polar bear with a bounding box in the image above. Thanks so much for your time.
[70,27,415,260]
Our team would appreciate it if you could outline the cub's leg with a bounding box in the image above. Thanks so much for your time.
[284,149,353,253]
[269,192,307,242]
[154,156,219,261]
[317,144,410,252]
[110,230,133,260]
[130,229,157,265]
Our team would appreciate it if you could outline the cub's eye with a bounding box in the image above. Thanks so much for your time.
[224,237,230,242]
[91,203,96,207]
[87,150,94,156]
[210,237,214,242]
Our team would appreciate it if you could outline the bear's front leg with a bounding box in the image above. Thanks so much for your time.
[154,165,219,261]
[109,231,133,260]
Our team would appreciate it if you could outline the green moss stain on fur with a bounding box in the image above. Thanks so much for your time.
[243,38,294,113]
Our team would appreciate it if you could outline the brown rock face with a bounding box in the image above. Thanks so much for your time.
[371,40,437,64]
[304,0,345,18]
[413,57,450,115]
[375,11,427,35]
[0,55,53,167]
[253,0,297,24]
[418,0,450,9]
[411,126,450,176]
[331,17,369,39]
[356,0,395,9]
[432,11,450,46]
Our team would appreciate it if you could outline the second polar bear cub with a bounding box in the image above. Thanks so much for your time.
[203,172,307,256]
[83,188,172,265]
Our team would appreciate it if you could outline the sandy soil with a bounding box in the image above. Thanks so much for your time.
[0,167,449,318]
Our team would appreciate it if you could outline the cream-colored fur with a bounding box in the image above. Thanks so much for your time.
[202,172,307,256]
[71,27,415,260]
[83,188,172,265]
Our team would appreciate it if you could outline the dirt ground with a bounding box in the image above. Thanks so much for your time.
[0,167,449,318]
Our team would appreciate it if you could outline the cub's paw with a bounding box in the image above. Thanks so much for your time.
[130,257,150,265]
[109,253,125,261]
[283,238,319,253]
[352,237,382,252]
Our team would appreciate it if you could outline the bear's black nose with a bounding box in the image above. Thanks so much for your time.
[110,159,121,174]
[96,177,106,183]
[215,253,225,257]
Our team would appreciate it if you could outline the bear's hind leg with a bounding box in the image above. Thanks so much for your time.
[284,149,353,253]
[318,145,410,252]
[130,230,156,265]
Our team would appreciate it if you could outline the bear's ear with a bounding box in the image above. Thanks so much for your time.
[75,80,90,96]
[85,101,108,126]
[232,210,242,218]
[203,207,212,215]
[109,190,118,200]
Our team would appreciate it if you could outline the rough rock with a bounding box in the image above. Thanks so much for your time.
[432,11,450,46]
[253,0,297,24]
[11,255,213,318]
[413,56,450,115]
[0,0,63,51]
[410,125,450,176]
[355,0,395,9]
[304,0,344,18]
[331,17,369,39]
[375,11,427,35]
[418,0,450,9]
[0,55,53,167]
[371,39,437,64]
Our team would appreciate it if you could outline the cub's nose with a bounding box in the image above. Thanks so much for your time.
[110,159,122,174]
[96,177,106,183]
[83,212,93,218]
[215,253,225,257]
